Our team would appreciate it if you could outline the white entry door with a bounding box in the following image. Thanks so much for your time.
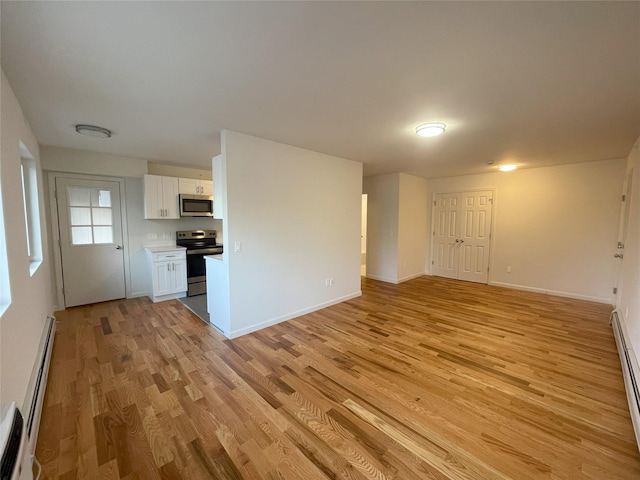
[432,191,493,283]
[56,177,126,307]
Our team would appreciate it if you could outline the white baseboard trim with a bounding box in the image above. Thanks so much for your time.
[365,274,399,284]
[397,272,425,283]
[229,291,362,339]
[365,272,425,285]
[489,281,610,304]
[128,291,149,299]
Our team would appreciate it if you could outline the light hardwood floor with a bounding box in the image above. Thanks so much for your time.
[36,276,640,479]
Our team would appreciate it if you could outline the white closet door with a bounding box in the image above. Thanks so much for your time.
[432,193,460,279]
[432,190,493,284]
[458,191,493,283]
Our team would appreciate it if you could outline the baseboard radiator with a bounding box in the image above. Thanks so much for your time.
[0,315,54,479]
[23,315,56,457]
[611,310,640,449]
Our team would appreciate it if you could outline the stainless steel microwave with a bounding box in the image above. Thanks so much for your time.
[179,194,214,217]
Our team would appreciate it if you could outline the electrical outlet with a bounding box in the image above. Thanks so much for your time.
[325,278,330,287]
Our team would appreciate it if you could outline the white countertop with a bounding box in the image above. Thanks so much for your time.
[144,245,186,253]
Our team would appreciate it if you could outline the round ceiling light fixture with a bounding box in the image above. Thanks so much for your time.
[498,164,518,172]
[415,122,446,137]
[75,124,112,138]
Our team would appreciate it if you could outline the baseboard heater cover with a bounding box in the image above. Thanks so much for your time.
[0,403,35,480]
[611,310,640,449]
[22,316,56,458]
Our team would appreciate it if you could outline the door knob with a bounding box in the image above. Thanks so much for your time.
[459,239,465,244]
[116,245,123,250]
[614,253,624,259]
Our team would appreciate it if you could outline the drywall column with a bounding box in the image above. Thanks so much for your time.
[222,130,363,338]
[398,173,429,282]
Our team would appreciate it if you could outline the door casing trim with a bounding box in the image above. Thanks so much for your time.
[428,187,497,283]
[47,172,130,309]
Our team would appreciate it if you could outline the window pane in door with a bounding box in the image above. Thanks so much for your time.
[93,226,113,244]
[92,189,112,207]
[92,208,112,226]
[71,227,93,245]
[68,187,91,206]
[70,207,91,226]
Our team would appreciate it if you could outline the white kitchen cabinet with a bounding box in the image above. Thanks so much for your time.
[144,174,179,219]
[146,248,187,302]
[178,178,213,196]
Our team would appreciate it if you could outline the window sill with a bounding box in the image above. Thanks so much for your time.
[29,259,42,277]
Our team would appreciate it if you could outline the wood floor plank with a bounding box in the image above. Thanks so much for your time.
[36,276,640,479]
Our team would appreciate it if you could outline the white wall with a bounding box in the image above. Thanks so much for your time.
[398,173,429,282]
[428,158,626,303]
[148,162,212,181]
[363,174,400,283]
[363,172,429,283]
[40,145,148,177]
[617,137,640,353]
[0,71,55,404]
[40,147,220,301]
[220,130,362,338]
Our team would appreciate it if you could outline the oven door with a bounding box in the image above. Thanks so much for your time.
[186,251,206,284]
[185,250,205,296]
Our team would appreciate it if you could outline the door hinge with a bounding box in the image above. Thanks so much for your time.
[613,287,618,294]
[489,198,493,204]
[622,194,626,202]
[433,231,435,236]
[433,200,436,206]
[432,260,434,265]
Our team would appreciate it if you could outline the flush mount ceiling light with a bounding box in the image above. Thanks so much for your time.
[415,122,446,137]
[498,164,518,172]
[75,124,112,138]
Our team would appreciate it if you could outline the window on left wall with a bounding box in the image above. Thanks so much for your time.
[20,142,43,276]
[0,164,11,316]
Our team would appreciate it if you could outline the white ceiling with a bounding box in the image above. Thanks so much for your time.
[2,1,639,178]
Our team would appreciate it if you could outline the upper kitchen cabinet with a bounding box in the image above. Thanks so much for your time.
[143,174,179,219]
[178,178,213,196]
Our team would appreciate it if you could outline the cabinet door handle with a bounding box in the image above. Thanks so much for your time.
[167,263,170,271]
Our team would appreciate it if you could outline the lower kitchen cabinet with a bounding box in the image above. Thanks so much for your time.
[146,247,187,302]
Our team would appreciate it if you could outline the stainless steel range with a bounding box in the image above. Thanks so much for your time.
[176,230,223,296]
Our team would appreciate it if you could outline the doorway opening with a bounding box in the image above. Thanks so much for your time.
[361,194,367,276]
